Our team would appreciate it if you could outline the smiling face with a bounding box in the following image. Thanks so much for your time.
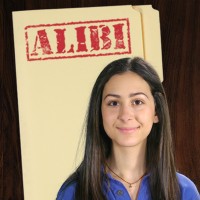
[101,71,159,149]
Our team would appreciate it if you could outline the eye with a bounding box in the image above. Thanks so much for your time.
[108,101,119,106]
[132,99,144,105]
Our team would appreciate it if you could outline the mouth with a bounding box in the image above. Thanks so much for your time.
[117,126,140,133]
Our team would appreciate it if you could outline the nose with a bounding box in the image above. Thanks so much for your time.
[118,104,133,122]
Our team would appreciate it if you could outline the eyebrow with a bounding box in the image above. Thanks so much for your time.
[103,92,149,100]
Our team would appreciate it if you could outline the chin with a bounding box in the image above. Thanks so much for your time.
[114,139,147,148]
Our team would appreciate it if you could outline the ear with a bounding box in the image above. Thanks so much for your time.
[153,114,159,123]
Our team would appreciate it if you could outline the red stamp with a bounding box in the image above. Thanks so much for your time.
[25,18,131,61]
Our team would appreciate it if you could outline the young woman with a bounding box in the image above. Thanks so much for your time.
[57,57,200,200]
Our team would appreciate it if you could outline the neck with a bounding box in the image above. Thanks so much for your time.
[107,141,147,182]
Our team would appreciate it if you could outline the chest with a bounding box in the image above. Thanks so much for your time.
[103,178,151,200]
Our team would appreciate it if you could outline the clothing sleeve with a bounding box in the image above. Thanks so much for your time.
[177,173,200,200]
[56,182,76,200]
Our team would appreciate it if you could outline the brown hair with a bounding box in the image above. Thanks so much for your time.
[59,57,180,200]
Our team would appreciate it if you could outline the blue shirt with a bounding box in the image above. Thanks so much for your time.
[57,173,200,200]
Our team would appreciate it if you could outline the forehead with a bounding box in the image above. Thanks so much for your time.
[103,72,152,95]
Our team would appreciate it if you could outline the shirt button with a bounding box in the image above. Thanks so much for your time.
[116,190,124,196]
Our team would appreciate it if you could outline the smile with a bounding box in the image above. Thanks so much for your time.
[117,127,140,133]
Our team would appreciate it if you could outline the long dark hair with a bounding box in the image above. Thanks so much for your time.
[60,57,180,200]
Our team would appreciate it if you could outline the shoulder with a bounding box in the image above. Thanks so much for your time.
[177,173,200,200]
[56,181,77,200]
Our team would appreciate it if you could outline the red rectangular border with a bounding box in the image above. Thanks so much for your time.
[25,18,132,61]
